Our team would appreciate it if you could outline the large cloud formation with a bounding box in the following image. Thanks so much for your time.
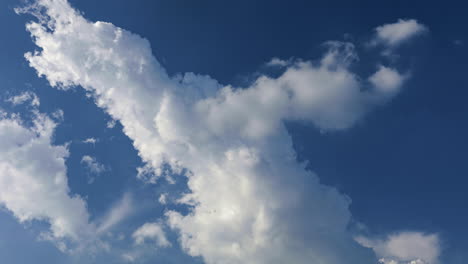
[19,0,428,263]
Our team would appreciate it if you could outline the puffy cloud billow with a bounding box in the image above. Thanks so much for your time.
[132,222,171,248]
[18,0,431,263]
[356,232,441,264]
[0,110,95,251]
[372,19,427,48]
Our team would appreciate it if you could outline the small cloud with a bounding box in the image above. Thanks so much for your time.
[355,232,441,264]
[368,65,409,97]
[6,91,40,107]
[158,193,167,205]
[51,109,64,121]
[107,119,116,128]
[82,137,98,145]
[372,19,428,48]
[321,41,358,69]
[122,253,137,262]
[265,57,291,67]
[81,155,106,183]
[132,222,171,248]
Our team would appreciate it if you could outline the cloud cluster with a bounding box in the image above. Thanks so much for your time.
[20,0,428,263]
[0,110,94,251]
[356,232,441,264]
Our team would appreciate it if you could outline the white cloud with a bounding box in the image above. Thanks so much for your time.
[81,155,106,184]
[20,1,422,263]
[265,57,290,67]
[81,155,105,174]
[132,222,171,248]
[0,110,95,251]
[372,19,427,48]
[107,119,116,128]
[82,137,98,144]
[51,108,64,120]
[6,91,40,106]
[97,193,133,234]
[369,65,408,98]
[158,193,167,205]
[121,252,137,262]
[356,232,441,264]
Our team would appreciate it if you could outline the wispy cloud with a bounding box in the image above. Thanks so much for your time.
[82,137,98,145]
[81,155,106,183]
[97,193,133,234]
[81,155,105,174]
[6,91,40,107]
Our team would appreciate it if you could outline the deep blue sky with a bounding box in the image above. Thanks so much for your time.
[1,0,467,263]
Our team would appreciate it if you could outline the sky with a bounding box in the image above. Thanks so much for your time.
[0,0,467,263]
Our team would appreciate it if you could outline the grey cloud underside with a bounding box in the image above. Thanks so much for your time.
[20,0,423,263]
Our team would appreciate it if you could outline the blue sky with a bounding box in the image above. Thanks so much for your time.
[0,0,467,263]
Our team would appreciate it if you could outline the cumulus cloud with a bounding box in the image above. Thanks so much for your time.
[369,65,408,97]
[0,109,94,251]
[356,232,441,264]
[6,91,40,106]
[372,19,427,48]
[132,222,171,248]
[20,0,424,263]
